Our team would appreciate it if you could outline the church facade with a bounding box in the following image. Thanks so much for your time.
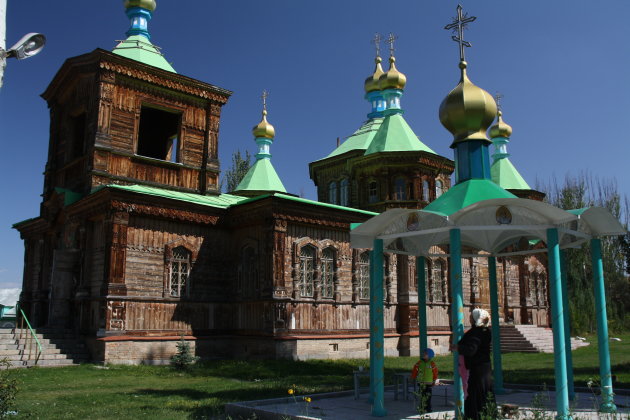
[14,1,550,364]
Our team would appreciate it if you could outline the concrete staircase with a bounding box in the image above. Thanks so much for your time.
[0,327,90,368]
[499,324,590,353]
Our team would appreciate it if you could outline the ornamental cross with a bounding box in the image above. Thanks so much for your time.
[444,4,476,62]
[371,33,383,57]
[494,92,504,112]
[261,90,269,111]
[385,33,398,57]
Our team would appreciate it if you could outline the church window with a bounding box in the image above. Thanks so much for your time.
[321,248,335,298]
[69,112,86,161]
[299,245,316,297]
[432,259,445,302]
[239,246,257,298]
[329,181,338,204]
[340,178,349,206]
[436,180,443,198]
[170,246,190,297]
[394,177,406,200]
[136,105,182,162]
[358,251,370,300]
[422,180,430,201]
[368,181,378,203]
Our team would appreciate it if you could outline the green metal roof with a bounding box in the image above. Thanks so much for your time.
[234,159,287,194]
[364,113,435,155]
[112,35,176,73]
[491,157,531,190]
[104,184,248,208]
[423,178,517,216]
[323,118,383,159]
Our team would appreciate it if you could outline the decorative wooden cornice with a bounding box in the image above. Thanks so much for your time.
[111,200,219,225]
[42,49,231,105]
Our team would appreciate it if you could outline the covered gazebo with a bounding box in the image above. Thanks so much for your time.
[350,6,626,419]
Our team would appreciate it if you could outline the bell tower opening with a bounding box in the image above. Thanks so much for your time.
[136,105,182,162]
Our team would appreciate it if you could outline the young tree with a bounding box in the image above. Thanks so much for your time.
[221,150,252,193]
[538,172,630,333]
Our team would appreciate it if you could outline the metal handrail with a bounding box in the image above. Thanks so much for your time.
[15,306,42,365]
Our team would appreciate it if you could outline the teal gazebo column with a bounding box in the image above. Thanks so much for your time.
[590,238,617,413]
[369,239,387,416]
[488,256,505,394]
[560,251,576,400]
[546,228,571,419]
[417,257,428,355]
[449,229,465,417]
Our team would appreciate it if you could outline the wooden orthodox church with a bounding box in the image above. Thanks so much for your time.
[14,1,550,364]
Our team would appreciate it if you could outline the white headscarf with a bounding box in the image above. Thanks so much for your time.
[472,308,490,327]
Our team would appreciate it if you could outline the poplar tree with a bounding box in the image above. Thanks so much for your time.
[538,173,630,333]
[221,150,252,193]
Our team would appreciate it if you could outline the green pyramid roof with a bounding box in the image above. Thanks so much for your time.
[364,113,435,155]
[424,179,517,216]
[234,159,287,194]
[491,158,531,190]
[323,118,383,159]
[112,35,176,73]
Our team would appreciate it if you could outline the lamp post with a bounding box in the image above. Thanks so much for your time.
[0,0,46,89]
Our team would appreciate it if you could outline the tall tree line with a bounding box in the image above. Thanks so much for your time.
[538,173,630,333]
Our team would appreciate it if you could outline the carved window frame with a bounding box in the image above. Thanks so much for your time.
[394,176,407,200]
[358,251,370,300]
[320,247,336,299]
[164,240,198,299]
[298,245,316,298]
[340,178,349,206]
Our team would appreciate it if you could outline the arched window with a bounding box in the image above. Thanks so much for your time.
[422,180,430,201]
[170,246,190,297]
[394,177,406,200]
[329,181,338,204]
[358,251,370,299]
[240,246,257,298]
[436,180,443,198]
[368,181,378,203]
[299,246,316,297]
[432,259,444,302]
[340,178,349,206]
[321,248,335,298]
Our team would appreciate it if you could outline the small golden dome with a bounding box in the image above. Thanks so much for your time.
[124,0,156,11]
[379,56,407,90]
[489,111,513,138]
[252,110,275,139]
[439,61,497,146]
[364,57,385,93]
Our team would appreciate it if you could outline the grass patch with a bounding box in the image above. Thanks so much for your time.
[7,334,629,419]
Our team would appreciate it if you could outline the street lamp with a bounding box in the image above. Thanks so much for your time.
[0,32,46,89]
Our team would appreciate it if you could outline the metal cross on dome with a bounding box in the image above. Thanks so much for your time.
[495,92,504,112]
[385,33,398,57]
[444,4,476,62]
[371,33,383,57]
[261,89,269,111]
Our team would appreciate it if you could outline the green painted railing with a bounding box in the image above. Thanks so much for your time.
[15,306,42,365]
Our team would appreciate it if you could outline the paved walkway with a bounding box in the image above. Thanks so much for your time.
[225,385,630,419]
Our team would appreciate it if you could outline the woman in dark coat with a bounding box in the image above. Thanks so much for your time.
[455,308,494,420]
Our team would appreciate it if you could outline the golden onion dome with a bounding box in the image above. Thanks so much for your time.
[124,0,156,11]
[364,57,385,93]
[439,61,497,146]
[252,110,275,139]
[378,56,407,90]
[489,111,513,138]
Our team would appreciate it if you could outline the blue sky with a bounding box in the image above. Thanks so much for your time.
[1,1,629,288]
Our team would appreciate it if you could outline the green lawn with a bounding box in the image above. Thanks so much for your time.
[7,334,629,419]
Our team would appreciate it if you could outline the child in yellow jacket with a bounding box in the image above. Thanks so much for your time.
[411,348,438,413]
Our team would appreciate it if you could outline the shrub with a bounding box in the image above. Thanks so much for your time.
[0,358,18,418]
[170,336,199,370]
